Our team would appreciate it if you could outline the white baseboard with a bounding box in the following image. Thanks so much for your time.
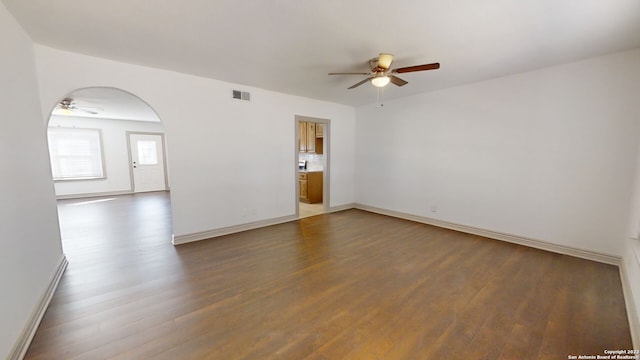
[354,203,621,266]
[55,190,132,200]
[8,255,68,360]
[327,203,356,213]
[620,258,640,349]
[172,215,299,245]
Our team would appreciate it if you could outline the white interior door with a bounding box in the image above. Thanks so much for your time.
[129,133,167,193]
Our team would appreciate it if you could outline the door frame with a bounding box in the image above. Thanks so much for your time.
[295,115,330,218]
[126,131,169,193]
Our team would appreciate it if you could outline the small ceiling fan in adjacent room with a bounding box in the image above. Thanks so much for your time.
[55,97,102,115]
[328,53,440,89]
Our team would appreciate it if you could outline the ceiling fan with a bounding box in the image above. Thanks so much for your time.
[329,53,440,89]
[56,97,102,115]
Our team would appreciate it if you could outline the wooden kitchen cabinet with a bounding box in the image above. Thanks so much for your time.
[299,171,323,203]
[314,123,323,154]
[298,121,307,152]
[299,121,323,154]
[305,122,316,153]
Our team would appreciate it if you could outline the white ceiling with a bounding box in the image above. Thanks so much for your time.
[5,0,640,107]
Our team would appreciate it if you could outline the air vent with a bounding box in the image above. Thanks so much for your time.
[232,90,250,101]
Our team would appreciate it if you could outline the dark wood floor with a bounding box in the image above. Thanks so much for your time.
[26,192,631,359]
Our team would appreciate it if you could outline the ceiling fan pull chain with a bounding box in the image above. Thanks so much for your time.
[377,87,384,108]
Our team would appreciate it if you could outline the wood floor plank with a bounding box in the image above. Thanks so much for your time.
[24,192,632,359]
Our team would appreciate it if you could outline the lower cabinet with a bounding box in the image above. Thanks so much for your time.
[299,171,323,203]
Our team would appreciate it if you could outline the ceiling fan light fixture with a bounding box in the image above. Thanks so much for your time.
[371,75,390,88]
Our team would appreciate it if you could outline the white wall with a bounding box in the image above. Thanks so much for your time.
[34,46,356,238]
[0,4,65,358]
[625,143,640,343]
[355,49,640,257]
[48,115,165,197]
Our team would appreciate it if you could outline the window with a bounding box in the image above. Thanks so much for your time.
[137,140,158,165]
[47,127,105,180]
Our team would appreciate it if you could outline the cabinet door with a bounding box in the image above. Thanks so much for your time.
[299,121,307,152]
[316,123,323,138]
[306,122,316,153]
[299,179,308,199]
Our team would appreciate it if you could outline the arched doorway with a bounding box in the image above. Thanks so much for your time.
[47,87,169,197]
[45,87,174,256]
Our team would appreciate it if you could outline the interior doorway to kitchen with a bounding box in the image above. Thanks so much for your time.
[295,115,329,219]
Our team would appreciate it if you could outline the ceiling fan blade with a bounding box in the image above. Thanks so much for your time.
[377,53,394,70]
[389,75,408,87]
[393,62,440,73]
[348,77,373,89]
[328,72,371,75]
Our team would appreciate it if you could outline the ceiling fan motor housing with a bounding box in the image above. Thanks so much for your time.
[60,97,74,109]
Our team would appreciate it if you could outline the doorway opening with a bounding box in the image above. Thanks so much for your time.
[295,115,329,218]
[45,86,174,252]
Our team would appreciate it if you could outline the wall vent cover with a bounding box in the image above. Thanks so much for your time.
[232,90,250,101]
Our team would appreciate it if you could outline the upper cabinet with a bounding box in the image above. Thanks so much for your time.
[306,122,316,153]
[299,121,323,154]
[299,121,307,152]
